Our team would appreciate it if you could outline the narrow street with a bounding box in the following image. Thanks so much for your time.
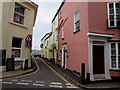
[2,57,81,89]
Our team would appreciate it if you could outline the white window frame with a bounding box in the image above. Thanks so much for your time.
[74,10,80,32]
[110,42,120,70]
[14,3,25,25]
[107,2,120,28]
[62,25,64,39]
[12,47,22,58]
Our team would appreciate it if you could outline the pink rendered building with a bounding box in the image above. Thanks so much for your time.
[55,1,120,81]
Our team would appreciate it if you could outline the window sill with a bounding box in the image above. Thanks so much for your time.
[73,30,80,34]
[9,22,28,29]
[107,26,120,29]
[110,69,120,71]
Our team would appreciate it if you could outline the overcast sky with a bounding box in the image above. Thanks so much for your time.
[31,0,62,50]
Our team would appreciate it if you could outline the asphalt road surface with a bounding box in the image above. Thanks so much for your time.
[1,57,82,89]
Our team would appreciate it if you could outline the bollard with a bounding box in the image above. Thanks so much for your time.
[81,63,85,84]
[86,73,90,83]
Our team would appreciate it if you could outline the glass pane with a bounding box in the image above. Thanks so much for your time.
[118,43,120,49]
[119,50,120,55]
[112,62,116,68]
[12,49,20,58]
[116,3,120,8]
[109,9,114,14]
[110,15,114,20]
[116,15,120,20]
[117,21,120,26]
[111,56,116,61]
[109,3,114,8]
[118,43,120,55]
[119,56,120,68]
[15,4,24,15]
[75,21,80,31]
[116,8,120,14]
[75,11,80,23]
[12,37,22,48]
[20,16,24,24]
[111,43,116,49]
[110,21,115,26]
[14,13,21,23]
[111,50,116,55]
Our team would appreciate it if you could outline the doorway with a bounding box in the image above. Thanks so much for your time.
[62,44,67,69]
[93,45,105,74]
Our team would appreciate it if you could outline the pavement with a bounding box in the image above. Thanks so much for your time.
[0,58,37,79]
[42,58,120,89]
[1,57,120,89]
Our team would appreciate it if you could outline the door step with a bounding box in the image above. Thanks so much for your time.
[94,74,105,79]
[91,74,111,81]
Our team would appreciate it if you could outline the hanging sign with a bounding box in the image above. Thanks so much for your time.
[40,44,43,48]
[25,35,32,47]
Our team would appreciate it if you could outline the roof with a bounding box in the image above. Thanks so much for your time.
[51,0,66,23]
[28,0,38,7]
[41,32,52,41]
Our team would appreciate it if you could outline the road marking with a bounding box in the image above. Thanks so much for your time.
[51,82,62,85]
[21,80,32,82]
[67,86,77,88]
[33,83,44,87]
[35,81,45,83]
[11,79,17,82]
[41,59,78,89]
[49,85,62,88]
[66,83,73,86]
[17,82,29,85]
[2,82,13,84]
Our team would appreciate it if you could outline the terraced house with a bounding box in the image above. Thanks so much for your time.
[41,15,58,64]
[41,32,52,59]
[0,0,38,71]
[51,14,58,64]
[56,0,120,81]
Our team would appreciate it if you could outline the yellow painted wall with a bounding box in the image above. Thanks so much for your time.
[1,1,37,69]
[0,2,2,49]
[51,15,58,64]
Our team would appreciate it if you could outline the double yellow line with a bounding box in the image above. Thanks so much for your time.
[41,59,78,89]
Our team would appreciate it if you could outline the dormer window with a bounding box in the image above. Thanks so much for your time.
[107,2,120,28]
[14,3,25,24]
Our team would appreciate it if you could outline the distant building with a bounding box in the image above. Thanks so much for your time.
[40,15,58,64]
[0,0,38,71]
[40,32,52,59]
[56,1,120,80]
[51,14,58,64]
